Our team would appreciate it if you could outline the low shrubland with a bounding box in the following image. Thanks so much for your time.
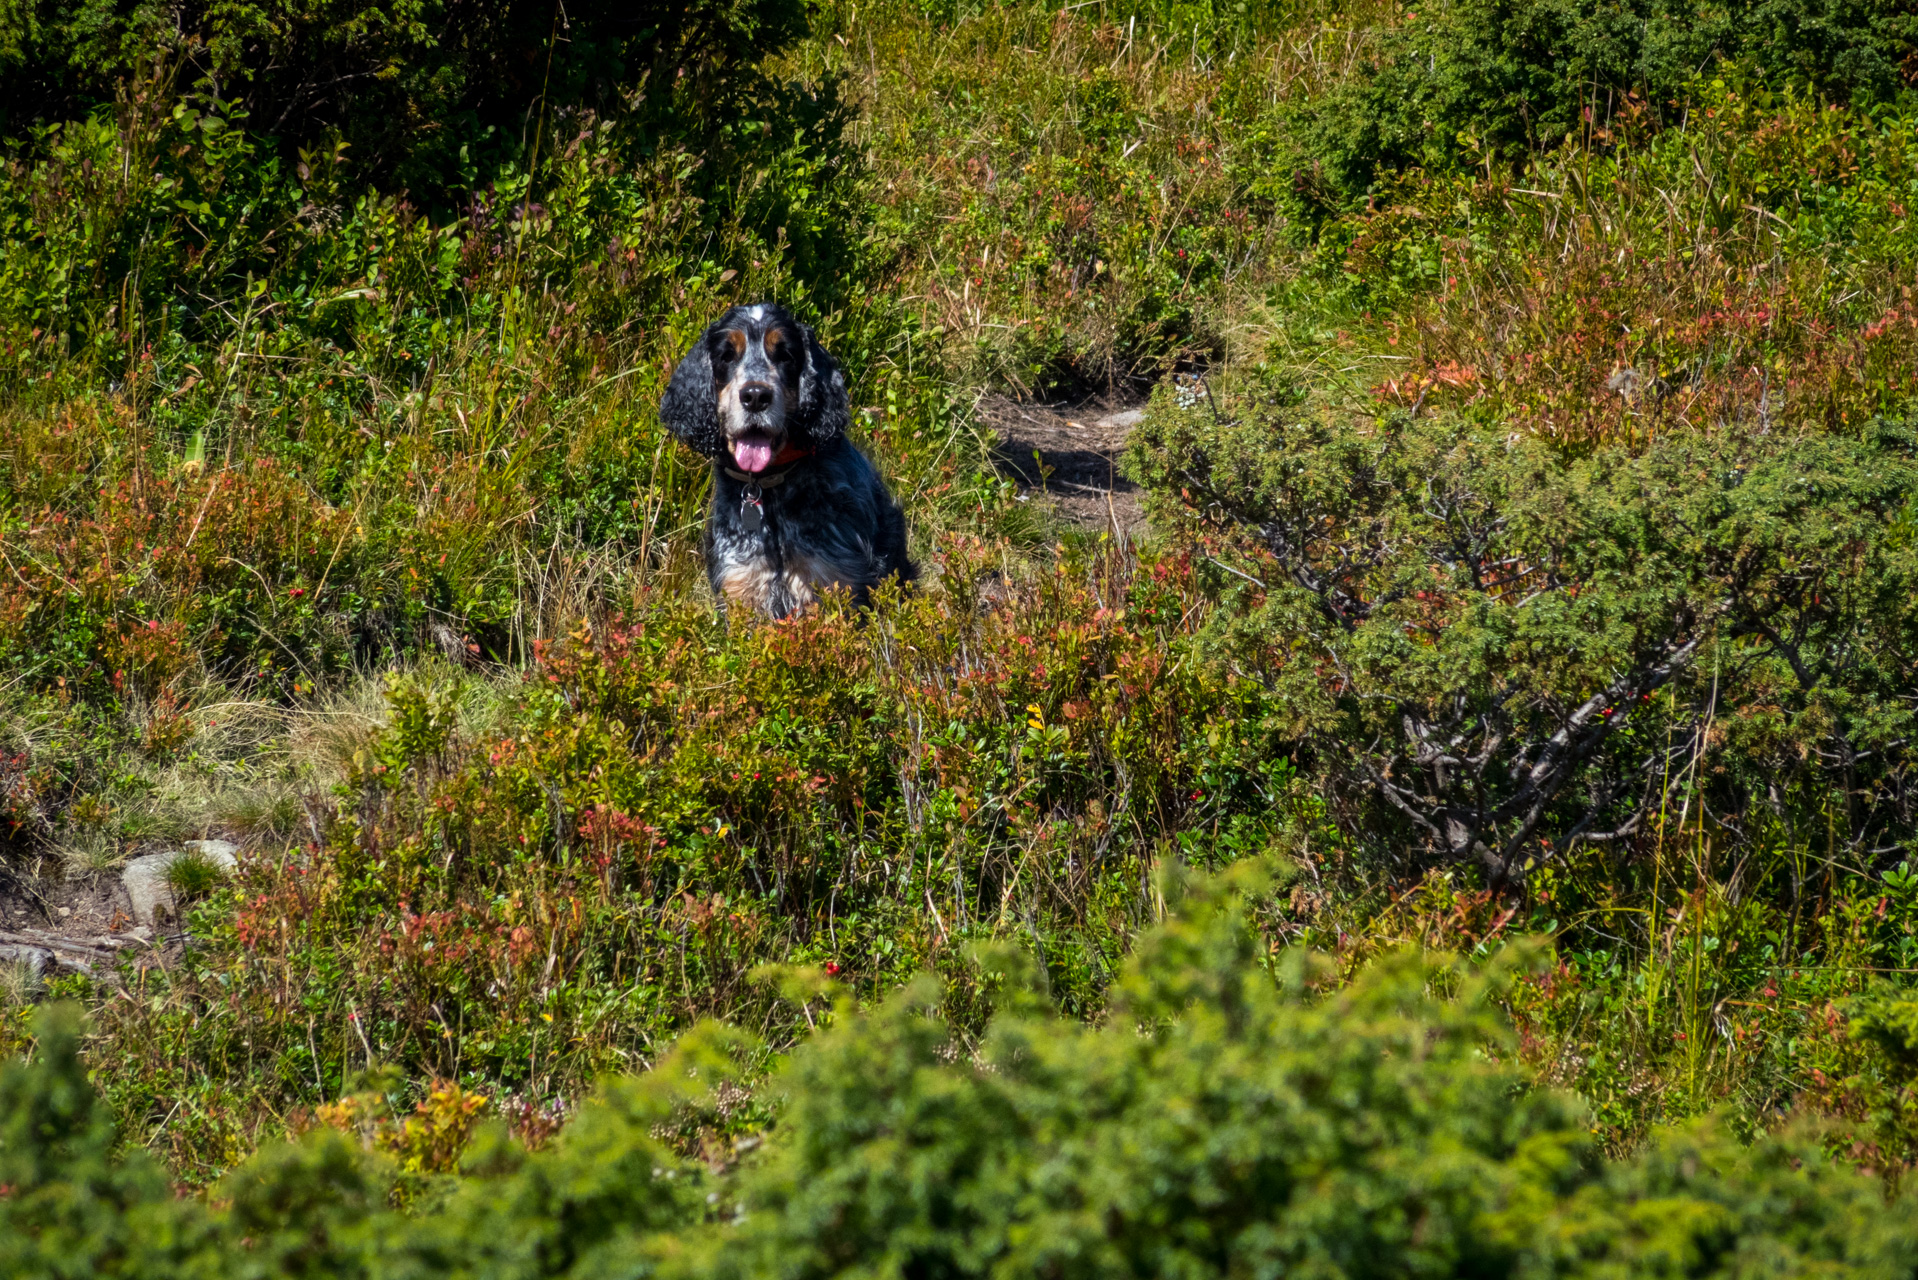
[9,873,1918,1279]
[71,547,1312,1177]
[3,0,1918,1242]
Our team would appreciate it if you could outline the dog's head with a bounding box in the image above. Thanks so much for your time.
[659,303,849,474]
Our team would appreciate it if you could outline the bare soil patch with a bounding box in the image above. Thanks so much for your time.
[980,395,1149,536]
[0,867,129,937]
[0,856,189,981]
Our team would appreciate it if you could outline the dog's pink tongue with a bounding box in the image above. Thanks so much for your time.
[732,436,774,473]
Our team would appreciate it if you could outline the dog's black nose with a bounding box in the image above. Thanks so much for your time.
[739,382,775,414]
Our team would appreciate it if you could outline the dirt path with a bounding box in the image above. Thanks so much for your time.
[979,396,1149,535]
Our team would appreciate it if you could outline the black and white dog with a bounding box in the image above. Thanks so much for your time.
[660,303,913,618]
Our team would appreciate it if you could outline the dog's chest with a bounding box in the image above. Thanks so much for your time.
[711,496,862,617]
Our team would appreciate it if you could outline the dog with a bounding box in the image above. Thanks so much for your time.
[660,303,913,618]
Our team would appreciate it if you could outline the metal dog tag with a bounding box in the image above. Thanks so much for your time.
[740,489,765,534]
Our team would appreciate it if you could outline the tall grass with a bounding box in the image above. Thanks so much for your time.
[795,0,1403,392]
[1325,82,1918,445]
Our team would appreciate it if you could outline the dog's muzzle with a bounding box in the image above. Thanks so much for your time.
[728,381,783,473]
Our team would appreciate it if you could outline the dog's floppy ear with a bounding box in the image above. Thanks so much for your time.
[659,329,723,457]
[791,324,850,448]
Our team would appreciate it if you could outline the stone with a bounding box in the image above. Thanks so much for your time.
[121,854,177,926]
[184,839,240,867]
[0,943,51,980]
[122,841,240,926]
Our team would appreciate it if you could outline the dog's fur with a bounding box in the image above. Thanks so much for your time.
[660,303,913,618]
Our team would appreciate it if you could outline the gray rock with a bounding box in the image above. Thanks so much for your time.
[184,839,240,867]
[122,841,240,926]
[122,854,177,926]
[0,943,51,980]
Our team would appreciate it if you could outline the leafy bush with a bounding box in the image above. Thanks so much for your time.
[77,542,1307,1179]
[0,1005,171,1278]
[1115,73,1918,1165]
[1129,387,1918,885]
[8,873,1918,1278]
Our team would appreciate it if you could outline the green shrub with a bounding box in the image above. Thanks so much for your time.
[1127,76,1918,1165]
[1127,384,1918,885]
[0,0,825,202]
[76,544,1301,1179]
[8,873,1918,1278]
[1269,0,1918,221]
[0,1005,174,1278]
[1818,983,1918,1172]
